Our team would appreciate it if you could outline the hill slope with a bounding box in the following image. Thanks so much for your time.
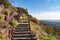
[0,0,57,40]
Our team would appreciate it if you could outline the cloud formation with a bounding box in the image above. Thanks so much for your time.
[32,12,60,20]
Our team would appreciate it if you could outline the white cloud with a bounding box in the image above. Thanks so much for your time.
[32,12,60,20]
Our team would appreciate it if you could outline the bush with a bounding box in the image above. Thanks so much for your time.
[0,16,3,20]
[4,9,11,16]
[44,36,55,40]
[4,10,8,15]
[1,29,10,40]
[39,35,55,40]
[17,7,28,14]
[0,14,4,20]
[45,25,60,35]
[31,17,39,24]
[11,19,18,27]
[4,2,11,8]
[0,0,12,8]
[5,23,11,28]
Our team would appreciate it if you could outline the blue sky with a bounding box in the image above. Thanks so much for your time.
[9,0,60,20]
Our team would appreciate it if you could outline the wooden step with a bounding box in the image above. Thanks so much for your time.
[16,29,29,32]
[12,37,31,40]
[13,31,30,34]
[15,28,29,30]
[18,25,29,27]
[18,24,29,27]
[16,26,29,28]
[13,32,30,34]
[12,23,37,40]
[15,27,29,29]
[13,34,31,37]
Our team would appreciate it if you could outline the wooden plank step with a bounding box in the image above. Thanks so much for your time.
[13,31,30,34]
[12,37,31,40]
[16,28,29,29]
[18,25,29,27]
[13,34,31,37]
[16,26,29,28]
[19,23,29,24]
[15,27,29,29]
[13,32,30,34]
[16,29,29,31]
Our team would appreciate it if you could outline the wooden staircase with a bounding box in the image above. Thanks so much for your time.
[11,12,37,40]
[12,23,37,40]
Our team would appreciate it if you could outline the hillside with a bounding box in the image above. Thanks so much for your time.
[0,0,57,40]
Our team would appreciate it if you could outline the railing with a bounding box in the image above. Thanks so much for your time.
[6,11,37,40]
[4,12,15,22]
[8,27,13,39]
[28,15,37,40]
[6,27,15,40]
[4,12,16,40]
[9,29,12,39]
[31,31,37,40]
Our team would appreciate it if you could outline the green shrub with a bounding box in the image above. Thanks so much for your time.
[44,36,54,40]
[0,0,12,8]
[0,16,3,20]
[11,19,18,27]
[5,23,11,28]
[17,7,28,14]
[4,10,8,15]
[0,32,2,40]
[45,25,60,35]
[0,15,4,20]
[1,31,10,40]
[4,2,11,8]
[39,34,55,40]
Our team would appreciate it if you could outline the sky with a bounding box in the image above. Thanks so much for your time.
[9,0,60,20]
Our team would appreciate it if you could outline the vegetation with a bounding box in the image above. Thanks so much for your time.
[5,23,11,28]
[39,34,55,40]
[11,19,19,27]
[0,0,12,8]
[0,14,4,20]
[4,10,9,16]
[17,7,28,14]
[30,16,39,24]
[0,0,59,40]
[45,25,60,35]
